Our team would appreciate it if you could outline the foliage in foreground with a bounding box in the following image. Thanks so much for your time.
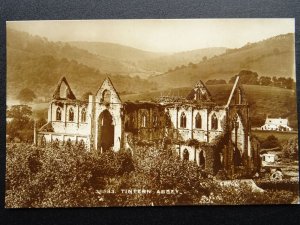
[5,143,297,207]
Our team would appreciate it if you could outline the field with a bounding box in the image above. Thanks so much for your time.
[251,130,298,145]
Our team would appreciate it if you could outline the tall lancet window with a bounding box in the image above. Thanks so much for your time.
[211,113,218,130]
[238,88,242,104]
[195,113,202,128]
[165,113,171,128]
[102,90,111,103]
[180,112,187,128]
[141,114,147,127]
[69,108,74,122]
[81,108,86,123]
[56,107,62,121]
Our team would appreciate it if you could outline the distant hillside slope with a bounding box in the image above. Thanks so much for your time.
[69,42,227,75]
[121,84,297,129]
[149,33,295,89]
[6,28,155,76]
[6,29,159,102]
[7,28,227,78]
[138,47,227,73]
[69,41,166,61]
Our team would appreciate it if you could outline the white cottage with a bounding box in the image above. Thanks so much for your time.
[261,117,292,131]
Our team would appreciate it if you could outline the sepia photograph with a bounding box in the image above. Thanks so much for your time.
[5,19,299,207]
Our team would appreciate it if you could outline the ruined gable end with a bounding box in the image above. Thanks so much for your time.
[226,76,247,107]
[96,77,121,104]
[186,80,213,102]
[52,76,76,100]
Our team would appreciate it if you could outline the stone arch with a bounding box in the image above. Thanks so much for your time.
[211,113,218,130]
[153,113,158,127]
[235,88,243,104]
[66,138,72,147]
[81,108,87,123]
[231,113,245,153]
[183,148,189,160]
[52,138,59,148]
[180,112,187,128]
[68,107,74,122]
[79,139,85,150]
[165,112,171,128]
[97,109,114,152]
[199,150,206,169]
[141,113,147,128]
[40,135,46,147]
[56,107,62,121]
[195,112,202,128]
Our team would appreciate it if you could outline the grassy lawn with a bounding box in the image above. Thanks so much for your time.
[252,130,298,145]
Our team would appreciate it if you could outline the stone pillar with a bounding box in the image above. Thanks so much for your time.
[191,107,194,139]
[33,120,37,146]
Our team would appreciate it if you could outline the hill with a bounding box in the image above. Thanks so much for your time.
[121,84,297,129]
[149,33,295,89]
[138,47,227,73]
[7,28,227,79]
[6,28,158,76]
[70,41,227,75]
[69,41,166,62]
[6,29,159,102]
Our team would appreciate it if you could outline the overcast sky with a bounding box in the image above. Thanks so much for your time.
[7,19,294,53]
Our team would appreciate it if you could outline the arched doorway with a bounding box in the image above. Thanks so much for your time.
[98,110,114,152]
[199,150,205,169]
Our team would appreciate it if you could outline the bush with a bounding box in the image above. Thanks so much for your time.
[5,143,298,207]
[260,135,280,149]
[282,137,298,159]
[5,144,134,208]
[255,179,299,193]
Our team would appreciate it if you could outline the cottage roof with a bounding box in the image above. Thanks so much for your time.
[264,117,289,126]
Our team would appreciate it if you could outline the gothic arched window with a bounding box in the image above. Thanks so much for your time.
[153,114,158,127]
[81,108,86,123]
[195,113,202,129]
[56,107,62,121]
[183,149,189,160]
[211,113,218,130]
[69,108,74,122]
[102,90,111,103]
[165,113,171,128]
[180,112,186,128]
[141,114,147,127]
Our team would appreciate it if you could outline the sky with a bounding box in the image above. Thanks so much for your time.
[7,19,294,53]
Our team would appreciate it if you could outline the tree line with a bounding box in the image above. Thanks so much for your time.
[229,70,295,89]
[203,70,295,88]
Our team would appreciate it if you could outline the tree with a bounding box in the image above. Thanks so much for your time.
[229,70,259,85]
[259,76,272,86]
[6,105,34,142]
[260,135,280,149]
[17,88,36,103]
[206,79,226,85]
[282,137,298,160]
[202,56,207,62]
